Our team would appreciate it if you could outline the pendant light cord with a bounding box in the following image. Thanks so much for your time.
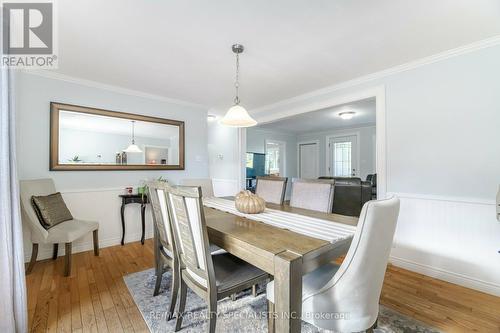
[131,121,136,144]
[234,52,240,105]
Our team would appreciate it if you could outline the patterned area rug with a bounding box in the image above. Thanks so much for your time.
[124,269,440,333]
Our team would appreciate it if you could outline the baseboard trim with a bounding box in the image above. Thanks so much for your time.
[24,231,154,262]
[390,255,500,297]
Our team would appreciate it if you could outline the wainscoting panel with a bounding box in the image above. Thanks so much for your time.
[388,193,500,296]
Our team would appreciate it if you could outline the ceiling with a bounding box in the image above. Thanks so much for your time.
[54,0,500,110]
[257,97,375,134]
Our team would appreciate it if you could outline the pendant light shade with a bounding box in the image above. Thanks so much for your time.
[123,143,142,153]
[124,120,142,153]
[220,44,257,128]
[220,104,257,127]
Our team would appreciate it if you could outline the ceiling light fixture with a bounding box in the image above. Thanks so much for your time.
[207,114,217,122]
[220,44,257,127]
[338,111,356,120]
[123,120,142,153]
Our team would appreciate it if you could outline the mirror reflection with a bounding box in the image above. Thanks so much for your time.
[58,110,180,166]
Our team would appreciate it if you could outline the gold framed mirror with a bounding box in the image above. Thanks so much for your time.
[50,102,185,170]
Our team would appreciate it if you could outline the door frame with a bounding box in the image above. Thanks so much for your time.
[325,132,361,177]
[240,85,386,199]
[264,139,286,177]
[297,140,320,179]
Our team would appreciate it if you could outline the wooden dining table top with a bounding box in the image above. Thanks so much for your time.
[203,198,358,274]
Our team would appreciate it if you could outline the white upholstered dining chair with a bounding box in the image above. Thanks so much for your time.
[289,179,335,212]
[255,176,288,204]
[181,178,215,197]
[267,197,400,332]
[20,179,99,276]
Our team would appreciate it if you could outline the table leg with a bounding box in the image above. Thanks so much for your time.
[274,251,302,333]
[141,203,146,245]
[120,200,126,245]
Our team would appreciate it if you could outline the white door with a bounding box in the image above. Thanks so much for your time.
[299,142,319,179]
[329,135,358,177]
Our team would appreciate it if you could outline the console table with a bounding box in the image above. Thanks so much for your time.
[119,194,148,245]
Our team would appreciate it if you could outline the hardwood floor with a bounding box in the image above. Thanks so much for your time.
[27,240,500,333]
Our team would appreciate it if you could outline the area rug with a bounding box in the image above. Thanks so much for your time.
[124,269,440,333]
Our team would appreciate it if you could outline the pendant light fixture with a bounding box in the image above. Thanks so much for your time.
[124,120,142,153]
[220,44,257,127]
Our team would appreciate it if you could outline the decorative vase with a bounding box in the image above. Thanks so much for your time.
[235,190,266,214]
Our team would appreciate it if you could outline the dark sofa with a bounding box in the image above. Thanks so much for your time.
[318,176,373,216]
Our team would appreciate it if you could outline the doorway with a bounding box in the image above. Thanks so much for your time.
[240,86,386,198]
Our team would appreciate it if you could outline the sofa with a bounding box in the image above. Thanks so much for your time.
[318,176,372,216]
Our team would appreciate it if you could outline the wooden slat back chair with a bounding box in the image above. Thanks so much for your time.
[255,176,288,204]
[165,185,268,333]
[147,180,179,320]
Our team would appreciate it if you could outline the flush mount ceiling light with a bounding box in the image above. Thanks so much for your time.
[207,114,217,122]
[123,120,142,153]
[338,111,356,120]
[220,44,257,128]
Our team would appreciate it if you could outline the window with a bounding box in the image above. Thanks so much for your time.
[265,144,280,175]
[246,153,254,168]
[334,141,352,177]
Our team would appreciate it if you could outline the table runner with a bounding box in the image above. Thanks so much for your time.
[203,197,356,243]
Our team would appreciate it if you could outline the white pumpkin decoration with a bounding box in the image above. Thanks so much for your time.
[235,190,266,214]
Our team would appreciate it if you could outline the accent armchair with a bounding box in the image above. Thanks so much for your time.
[20,179,99,276]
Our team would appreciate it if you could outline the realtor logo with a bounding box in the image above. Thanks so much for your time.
[1,1,58,68]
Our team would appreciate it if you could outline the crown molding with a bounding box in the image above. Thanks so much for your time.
[251,35,500,115]
[19,69,209,110]
[297,123,376,137]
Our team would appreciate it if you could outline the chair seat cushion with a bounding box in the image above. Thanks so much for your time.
[213,253,267,293]
[161,246,174,258]
[267,262,339,302]
[209,244,227,255]
[46,219,99,243]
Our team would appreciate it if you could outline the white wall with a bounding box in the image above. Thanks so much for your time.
[207,120,241,196]
[15,72,209,261]
[214,42,500,295]
[297,126,376,179]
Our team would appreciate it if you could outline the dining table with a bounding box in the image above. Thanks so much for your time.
[203,197,358,333]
